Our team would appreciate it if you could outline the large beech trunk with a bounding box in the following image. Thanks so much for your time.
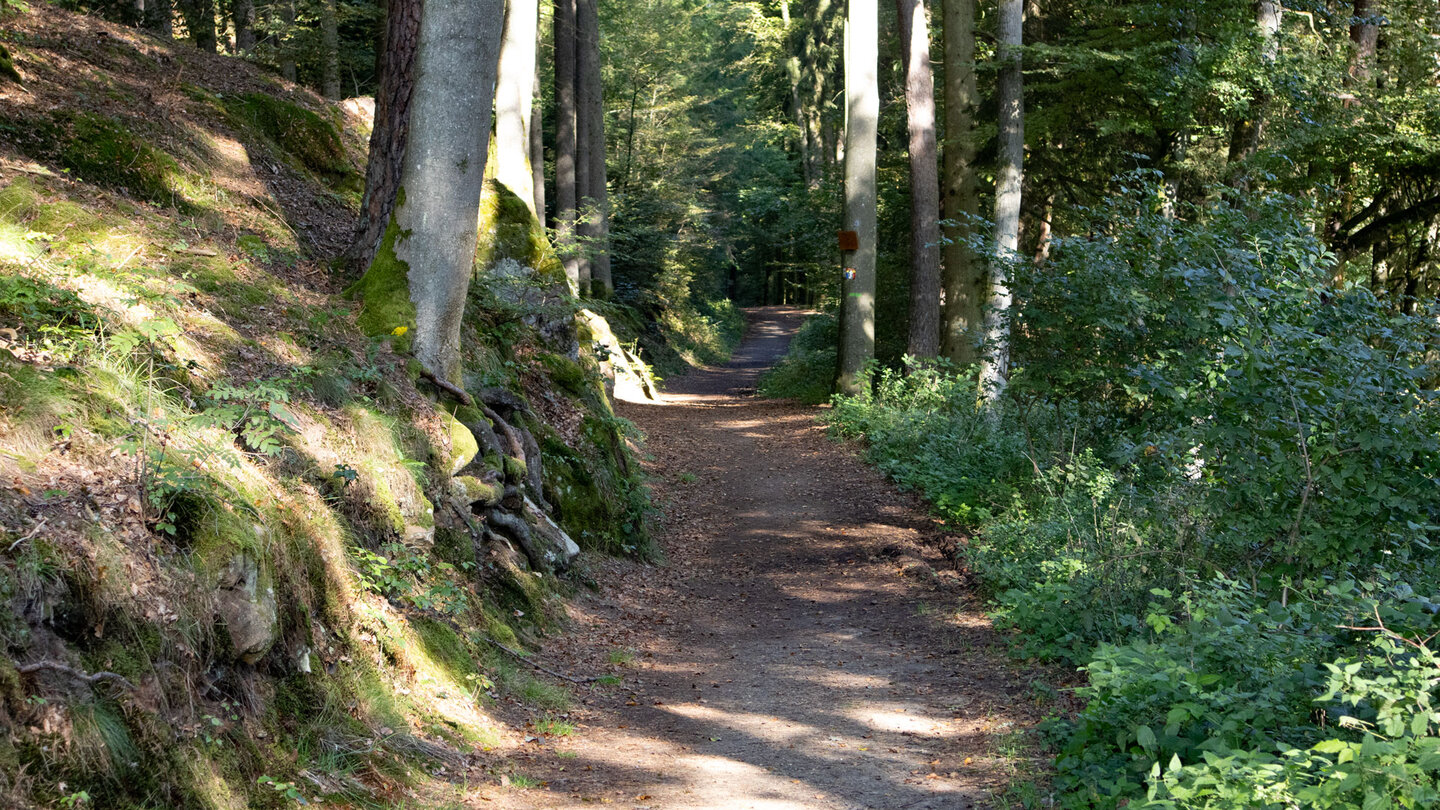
[940,0,982,364]
[838,0,878,396]
[496,0,540,214]
[977,0,1023,412]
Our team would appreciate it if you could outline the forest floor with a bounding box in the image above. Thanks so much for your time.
[468,308,1042,809]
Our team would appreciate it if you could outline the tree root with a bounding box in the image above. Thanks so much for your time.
[480,636,604,684]
[19,660,136,690]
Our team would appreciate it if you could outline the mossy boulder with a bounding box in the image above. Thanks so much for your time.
[439,409,480,475]
[0,44,21,85]
[476,178,564,281]
[223,93,352,185]
[26,112,181,204]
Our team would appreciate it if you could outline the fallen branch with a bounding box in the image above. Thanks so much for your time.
[418,366,475,406]
[480,637,604,685]
[8,517,47,552]
[18,660,135,690]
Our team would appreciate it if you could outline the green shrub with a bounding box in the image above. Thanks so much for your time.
[758,312,837,403]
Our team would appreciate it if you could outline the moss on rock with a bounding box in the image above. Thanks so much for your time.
[0,44,21,84]
[42,112,180,204]
[476,178,564,281]
[223,93,352,185]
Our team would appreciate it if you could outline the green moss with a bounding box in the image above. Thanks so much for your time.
[502,454,527,483]
[223,93,352,185]
[346,213,415,347]
[537,353,589,397]
[453,475,502,507]
[48,112,181,205]
[235,233,267,257]
[412,617,479,682]
[476,179,564,281]
[440,409,479,475]
[0,44,19,84]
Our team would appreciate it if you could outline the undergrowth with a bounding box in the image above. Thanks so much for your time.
[826,184,1440,809]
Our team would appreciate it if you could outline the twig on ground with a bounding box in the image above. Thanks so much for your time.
[8,517,46,552]
[481,636,604,684]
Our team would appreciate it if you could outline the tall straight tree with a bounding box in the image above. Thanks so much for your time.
[1228,0,1281,180]
[977,0,1022,412]
[838,0,878,396]
[178,0,218,51]
[233,0,255,50]
[941,0,981,364]
[320,0,342,98]
[530,70,547,228]
[554,0,582,292]
[896,0,941,359]
[353,0,505,384]
[496,0,540,214]
[347,0,421,271]
[577,0,611,296]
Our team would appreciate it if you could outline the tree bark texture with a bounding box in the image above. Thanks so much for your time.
[940,0,981,364]
[896,0,941,359]
[977,0,1022,411]
[347,0,421,272]
[554,0,581,293]
[280,0,298,80]
[144,0,173,37]
[838,1,878,396]
[233,0,256,51]
[179,0,217,52]
[496,0,540,215]
[392,0,504,382]
[1349,0,1379,85]
[321,0,343,98]
[577,0,611,296]
[530,68,547,229]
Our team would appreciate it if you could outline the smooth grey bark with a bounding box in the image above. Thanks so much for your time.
[897,0,941,359]
[496,0,540,214]
[321,0,342,98]
[530,68,547,229]
[977,0,1022,412]
[554,0,581,292]
[392,0,504,382]
[233,0,255,51]
[578,0,610,296]
[838,1,878,396]
[940,0,981,364]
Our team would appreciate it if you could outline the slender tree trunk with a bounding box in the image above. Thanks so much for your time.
[346,0,421,272]
[1349,0,1379,85]
[321,0,342,98]
[896,0,941,359]
[530,68,547,229]
[233,0,255,51]
[144,0,173,37]
[977,0,1022,413]
[577,0,611,296]
[554,0,581,293]
[941,0,981,364]
[179,0,218,52]
[496,0,539,213]
[355,0,505,384]
[279,0,298,81]
[838,0,878,396]
[1228,1,1280,183]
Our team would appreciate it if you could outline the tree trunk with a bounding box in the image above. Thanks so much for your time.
[279,0,298,81]
[1227,1,1280,183]
[977,0,1022,413]
[496,0,540,214]
[530,68,547,229]
[233,0,255,51]
[838,0,878,396]
[144,0,173,37]
[355,0,504,384]
[896,0,941,359]
[346,0,421,272]
[554,0,581,293]
[1349,0,1379,85]
[578,0,611,297]
[321,0,342,98]
[940,0,981,364]
[179,0,217,52]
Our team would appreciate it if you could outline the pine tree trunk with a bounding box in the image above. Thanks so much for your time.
[496,0,539,213]
[896,0,941,359]
[578,0,610,297]
[838,0,878,396]
[321,0,342,98]
[1349,0,1378,85]
[279,0,298,80]
[977,0,1022,413]
[941,0,981,364]
[554,0,581,293]
[573,0,601,295]
[356,0,505,384]
[346,0,420,272]
[233,0,255,51]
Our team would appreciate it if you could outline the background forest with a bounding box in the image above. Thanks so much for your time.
[1,0,1439,808]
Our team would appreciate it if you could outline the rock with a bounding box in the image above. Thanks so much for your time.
[403,524,435,545]
[578,309,658,403]
[440,410,480,475]
[524,496,581,569]
[452,475,502,510]
[215,549,277,665]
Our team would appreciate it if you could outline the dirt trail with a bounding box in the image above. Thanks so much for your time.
[492,307,1031,810]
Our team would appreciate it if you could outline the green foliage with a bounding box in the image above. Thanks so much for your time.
[757,312,838,403]
[352,541,471,616]
[0,273,101,361]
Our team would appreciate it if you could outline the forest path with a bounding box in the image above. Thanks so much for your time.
[486,307,1031,810]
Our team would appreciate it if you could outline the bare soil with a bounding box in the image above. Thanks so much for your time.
[477,307,1040,810]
